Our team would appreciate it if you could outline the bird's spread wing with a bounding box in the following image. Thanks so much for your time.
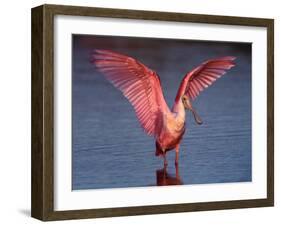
[176,57,236,101]
[91,50,170,136]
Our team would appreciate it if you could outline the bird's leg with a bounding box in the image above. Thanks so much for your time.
[163,150,168,167]
[175,163,180,181]
[175,144,180,166]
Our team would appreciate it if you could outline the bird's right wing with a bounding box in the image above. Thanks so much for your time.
[91,50,170,136]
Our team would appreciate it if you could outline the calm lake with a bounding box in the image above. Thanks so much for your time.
[72,35,252,190]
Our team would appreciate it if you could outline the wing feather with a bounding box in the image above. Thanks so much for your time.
[183,57,236,100]
[91,49,170,136]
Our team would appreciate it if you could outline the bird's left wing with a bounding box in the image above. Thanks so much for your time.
[90,50,170,136]
[176,57,236,101]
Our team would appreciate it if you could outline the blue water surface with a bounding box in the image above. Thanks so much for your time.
[72,35,252,190]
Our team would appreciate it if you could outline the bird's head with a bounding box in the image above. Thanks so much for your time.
[182,95,203,125]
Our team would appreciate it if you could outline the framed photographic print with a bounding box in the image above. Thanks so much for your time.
[31,4,274,221]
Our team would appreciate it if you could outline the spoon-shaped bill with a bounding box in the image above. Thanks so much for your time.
[191,108,203,125]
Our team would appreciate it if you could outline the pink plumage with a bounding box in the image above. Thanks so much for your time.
[91,49,170,136]
[175,57,236,101]
[91,49,236,166]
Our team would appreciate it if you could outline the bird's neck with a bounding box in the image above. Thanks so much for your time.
[172,100,186,122]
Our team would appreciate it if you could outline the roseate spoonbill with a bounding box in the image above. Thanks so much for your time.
[91,50,236,166]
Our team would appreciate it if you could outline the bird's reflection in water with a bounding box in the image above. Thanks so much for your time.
[156,164,183,186]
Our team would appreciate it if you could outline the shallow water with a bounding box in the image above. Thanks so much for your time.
[72,35,252,190]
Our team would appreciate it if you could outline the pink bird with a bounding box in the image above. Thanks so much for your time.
[91,50,236,166]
